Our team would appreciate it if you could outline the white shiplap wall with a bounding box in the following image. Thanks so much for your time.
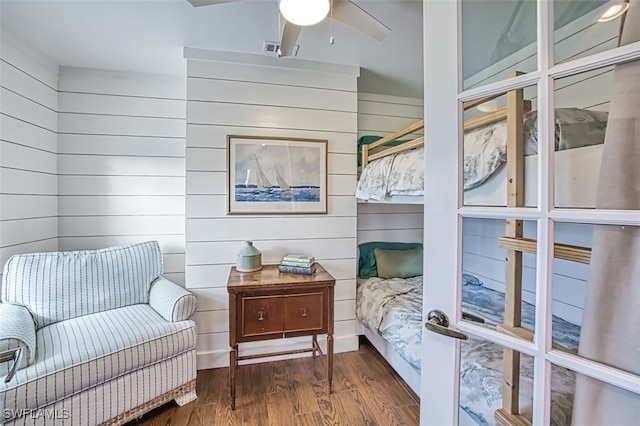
[185,49,359,369]
[357,93,424,248]
[0,32,59,287]
[357,92,423,140]
[57,67,186,286]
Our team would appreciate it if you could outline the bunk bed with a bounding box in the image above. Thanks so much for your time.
[357,272,580,426]
[355,89,608,207]
[356,80,597,426]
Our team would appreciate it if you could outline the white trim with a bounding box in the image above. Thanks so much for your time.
[459,207,640,226]
[183,47,360,76]
[459,71,542,102]
[535,0,555,420]
[420,0,460,424]
[550,40,640,79]
[550,209,640,225]
[548,350,640,395]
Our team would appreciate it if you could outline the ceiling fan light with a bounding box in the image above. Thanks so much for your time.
[597,1,629,22]
[279,0,330,26]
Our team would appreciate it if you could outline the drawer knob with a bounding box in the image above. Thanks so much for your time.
[301,308,308,317]
[258,310,265,321]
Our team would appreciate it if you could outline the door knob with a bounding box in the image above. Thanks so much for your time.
[425,309,468,340]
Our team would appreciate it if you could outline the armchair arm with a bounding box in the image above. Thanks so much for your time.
[0,303,36,382]
[149,276,198,322]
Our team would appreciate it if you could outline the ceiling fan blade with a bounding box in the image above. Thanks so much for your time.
[331,0,391,41]
[279,21,302,57]
[186,0,237,7]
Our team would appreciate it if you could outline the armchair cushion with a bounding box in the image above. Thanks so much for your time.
[0,303,36,374]
[149,277,198,322]
[0,304,196,413]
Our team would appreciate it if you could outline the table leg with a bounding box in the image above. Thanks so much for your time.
[327,334,334,393]
[312,335,318,358]
[230,344,237,410]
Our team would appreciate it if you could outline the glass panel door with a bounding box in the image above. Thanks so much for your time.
[422,1,640,425]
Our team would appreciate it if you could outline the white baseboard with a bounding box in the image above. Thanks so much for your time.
[196,334,359,370]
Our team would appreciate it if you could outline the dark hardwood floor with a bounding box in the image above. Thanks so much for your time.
[131,337,420,425]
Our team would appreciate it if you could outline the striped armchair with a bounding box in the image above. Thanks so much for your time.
[0,241,198,425]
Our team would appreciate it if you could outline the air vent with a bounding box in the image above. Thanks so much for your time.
[263,41,299,57]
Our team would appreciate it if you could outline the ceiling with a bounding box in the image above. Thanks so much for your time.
[0,0,424,98]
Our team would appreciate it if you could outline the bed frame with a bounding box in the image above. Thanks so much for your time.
[359,74,595,426]
[359,87,604,209]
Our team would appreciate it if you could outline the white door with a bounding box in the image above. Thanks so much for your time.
[421,0,640,425]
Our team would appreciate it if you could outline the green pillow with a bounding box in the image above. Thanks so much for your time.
[374,247,423,279]
[358,241,423,278]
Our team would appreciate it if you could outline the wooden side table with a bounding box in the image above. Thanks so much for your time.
[226,263,335,410]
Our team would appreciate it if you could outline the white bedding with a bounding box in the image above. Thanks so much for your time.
[355,108,608,201]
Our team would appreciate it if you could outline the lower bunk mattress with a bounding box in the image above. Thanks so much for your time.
[356,274,580,426]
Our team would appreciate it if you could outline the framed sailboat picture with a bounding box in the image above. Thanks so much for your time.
[227,135,328,214]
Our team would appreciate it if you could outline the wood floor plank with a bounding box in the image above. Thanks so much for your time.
[265,358,289,394]
[266,391,297,426]
[339,388,378,426]
[315,391,350,426]
[133,402,192,426]
[338,348,413,425]
[394,403,420,425]
[193,368,214,406]
[296,411,325,426]
[238,363,269,425]
[211,367,242,425]
[282,358,321,414]
[305,352,357,395]
[130,337,419,426]
[354,349,415,408]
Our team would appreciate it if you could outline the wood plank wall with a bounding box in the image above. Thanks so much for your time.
[0,33,59,288]
[356,93,424,248]
[57,67,187,285]
[185,53,360,369]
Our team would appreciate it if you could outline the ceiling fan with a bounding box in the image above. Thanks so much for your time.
[186,0,390,57]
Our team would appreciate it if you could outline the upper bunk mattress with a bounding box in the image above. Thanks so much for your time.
[355,108,608,201]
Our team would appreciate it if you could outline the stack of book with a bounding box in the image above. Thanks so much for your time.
[278,254,316,275]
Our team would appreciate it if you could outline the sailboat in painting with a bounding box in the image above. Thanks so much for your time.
[252,155,291,191]
[235,154,319,203]
[253,155,274,190]
[275,167,290,190]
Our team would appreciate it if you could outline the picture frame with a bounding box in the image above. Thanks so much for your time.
[227,135,328,214]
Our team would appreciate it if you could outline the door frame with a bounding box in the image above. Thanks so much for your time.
[420,1,640,425]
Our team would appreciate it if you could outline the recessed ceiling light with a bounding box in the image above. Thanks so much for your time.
[597,1,630,23]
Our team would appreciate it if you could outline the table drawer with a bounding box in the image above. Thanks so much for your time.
[242,295,283,338]
[283,292,324,333]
